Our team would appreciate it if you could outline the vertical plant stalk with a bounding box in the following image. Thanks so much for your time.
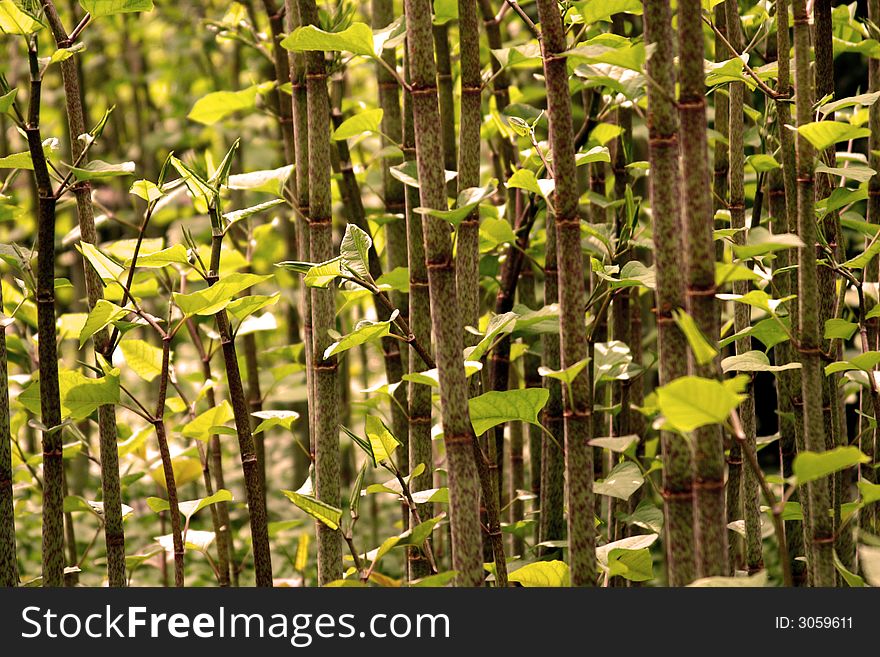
[285,0,315,454]
[25,41,65,588]
[865,0,880,535]
[519,267,543,538]
[725,0,762,574]
[154,337,185,587]
[404,0,484,587]
[0,282,17,586]
[456,0,482,337]
[372,0,410,470]
[207,206,274,587]
[792,0,835,587]
[40,0,127,587]
[402,49,435,580]
[813,1,845,578]
[538,190,565,551]
[536,0,596,586]
[642,0,696,586]
[184,318,232,586]
[433,22,456,176]
[770,0,807,585]
[678,0,729,577]
[297,0,341,585]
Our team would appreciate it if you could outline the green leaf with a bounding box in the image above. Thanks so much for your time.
[508,560,570,587]
[70,160,135,181]
[416,180,498,227]
[858,480,880,505]
[281,22,375,57]
[223,198,284,232]
[339,224,373,279]
[657,375,746,432]
[411,571,458,587]
[607,546,653,582]
[589,434,639,452]
[575,0,642,24]
[173,273,272,316]
[129,244,190,268]
[507,168,554,202]
[688,572,768,587]
[120,339,164,382]
[332,108,384,140]
[252,410,300,435]
[188,84,268,125]
[824,318,858,340]
[468,388,549,435]
[281,490,343,530]
[403,361,483,387]
[596,534,658,575]
[815,163,876,183]
[746,154,781,172]
[0,89,15,114]
[538,357,590,386]
[77,242,124,284]
[593,461,644,500]
[148,489,233,521]
[21,368,120,421]
[594,340,635,382]
[731,228,803,259]
[303,257,343,288]
[129,179,163,203]
[0,151,33,170]
[841,236,880,269]
[824,351,880,375]
[673,310,718,366]
[793,446,869,485]
[833,550,866,587]
[227,293,280,321]
[389,160,457,189]
[0,1,43,34]
[181,400,235,441]
[324,312,396,359]
[79,0,154,17]
[797,121,871,151]
[227,165,295,196]
[364,414,401,466]
[79,299,128,347]
[818,91,880,116]
[721,350,802,373]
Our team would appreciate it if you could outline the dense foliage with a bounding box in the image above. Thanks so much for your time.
[0,0,879,588]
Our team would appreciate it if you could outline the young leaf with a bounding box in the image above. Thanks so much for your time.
[0,1,44,34]
[508,560,570,587]
[824,318,858,341]
[332,108,384,140]
[188,84,267,125]
[364,414,401,466]
[78,242,124,284]
[79,0,154,17]
[227,165,295,196]
[79,299,128,347]
[303,257,343,288]
[339,224,373,279]
[415,180,498,227]
[173,273,273,316]
[251,410,300,434]
[181,400,235,441]
[223,198,284,232]
[593,461,644,500]
[281,490,343,530]
[281,23,375,57]
[793,446,869,485]
[119,339,164,382]
[796,121,871,151]
[656,375,746,432]
[69,160,136,181]
[673,309,718,366]
[468,388,550,435]
[721,350,802,373]
[324,312,397,359]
